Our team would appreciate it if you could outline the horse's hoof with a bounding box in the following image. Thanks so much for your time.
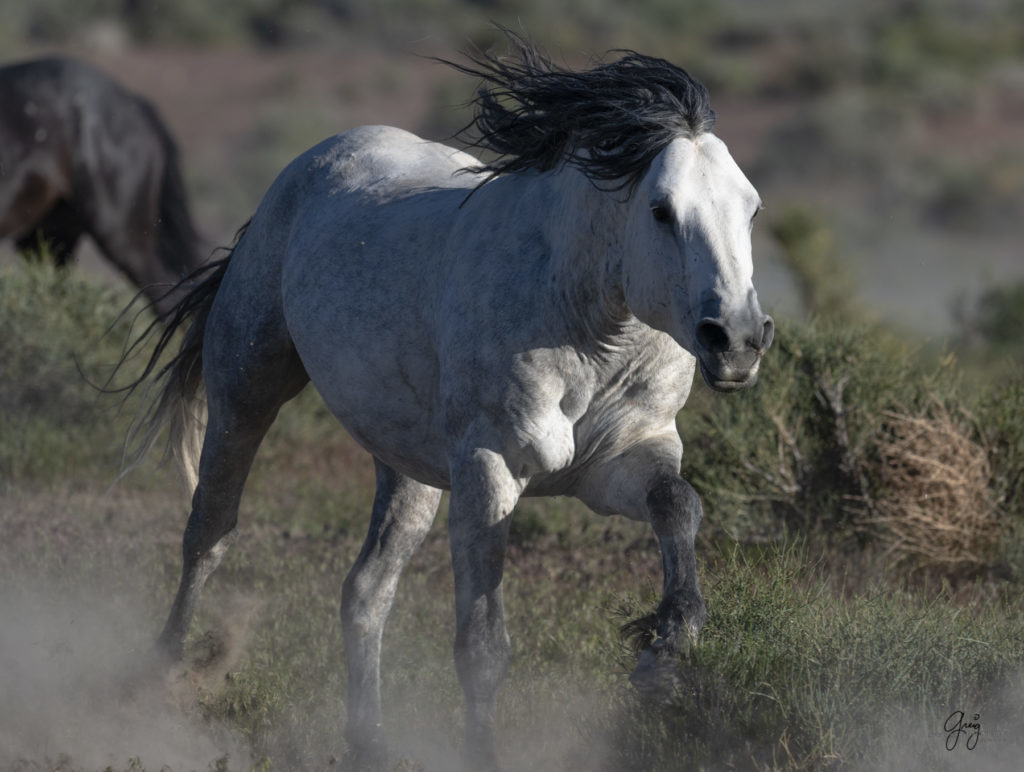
[629,644,683,703]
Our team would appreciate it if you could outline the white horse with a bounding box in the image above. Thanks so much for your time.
[128,32,773,769]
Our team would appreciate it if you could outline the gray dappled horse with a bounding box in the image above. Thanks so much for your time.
[126,33,773,769]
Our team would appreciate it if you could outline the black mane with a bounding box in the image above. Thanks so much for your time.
[444,29,716,193]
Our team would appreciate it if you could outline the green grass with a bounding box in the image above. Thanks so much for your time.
[614,543,1024,769]
[0,260,155,487]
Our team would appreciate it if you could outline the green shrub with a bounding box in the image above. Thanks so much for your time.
[957,280,1024,361]
[0,260,151,486]
[680,309,1024,581]
[680,316,934,541]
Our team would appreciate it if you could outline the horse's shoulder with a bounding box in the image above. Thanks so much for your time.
[442,330,694,483]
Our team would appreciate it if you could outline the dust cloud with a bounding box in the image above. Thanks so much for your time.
[4,578,1021,771]
[0,586,250,772]
[380,669,1024,772]
[380,673,627,772]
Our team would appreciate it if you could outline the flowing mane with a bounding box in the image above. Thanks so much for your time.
[444,29,717,192]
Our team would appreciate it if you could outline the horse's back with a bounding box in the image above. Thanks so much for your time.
[236,125,479,296]
[303,125,480,195]
[208,127,479,484]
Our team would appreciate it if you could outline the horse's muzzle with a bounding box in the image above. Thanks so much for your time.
[695,312,774,392]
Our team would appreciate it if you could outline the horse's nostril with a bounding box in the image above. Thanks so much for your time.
[760,316,775,352]
[696,320,730,354]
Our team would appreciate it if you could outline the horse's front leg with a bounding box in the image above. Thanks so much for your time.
[448,446,522,771]
[629,472,706,696]
[577,439,705,699]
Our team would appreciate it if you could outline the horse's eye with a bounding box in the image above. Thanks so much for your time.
[651,205,672,224]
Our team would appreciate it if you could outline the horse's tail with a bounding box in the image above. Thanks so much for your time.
[142,100,203,277]
[115,221,248,493]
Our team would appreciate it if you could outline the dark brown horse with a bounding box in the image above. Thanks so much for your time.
[0,56,201,315]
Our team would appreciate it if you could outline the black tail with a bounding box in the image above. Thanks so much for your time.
[114,221,249,490]
[145,101,202,278]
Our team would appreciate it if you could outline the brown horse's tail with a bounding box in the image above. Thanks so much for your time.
[145,101,203,279]
[113,221,248,493]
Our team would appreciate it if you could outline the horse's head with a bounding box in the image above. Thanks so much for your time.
[622,134,774,392]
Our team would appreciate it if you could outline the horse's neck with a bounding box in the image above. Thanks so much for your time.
[539,169,636,346]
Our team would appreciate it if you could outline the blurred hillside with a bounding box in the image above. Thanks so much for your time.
[1,0,1022,335]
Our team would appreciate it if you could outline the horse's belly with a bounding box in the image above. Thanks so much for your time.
[281,235,454,486]
[325,385,450,489]
[288,318,450,488]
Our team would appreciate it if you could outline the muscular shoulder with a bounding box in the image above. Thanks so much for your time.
[442,332,695,482]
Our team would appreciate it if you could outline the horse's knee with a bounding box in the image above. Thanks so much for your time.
[340,564,389,634]
[454,617,511,662]
[646,472,701,515]
[646,473,702,537]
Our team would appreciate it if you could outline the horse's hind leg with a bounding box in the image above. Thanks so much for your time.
[342,460,442,762]
[157,336,309,659]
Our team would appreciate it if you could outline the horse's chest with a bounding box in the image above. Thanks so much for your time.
[505,368,686,487]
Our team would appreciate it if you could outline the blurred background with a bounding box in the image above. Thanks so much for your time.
[1,0,1022,341]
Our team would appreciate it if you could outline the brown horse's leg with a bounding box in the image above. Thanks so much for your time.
[0,170,64,252]
[14,199,84,265]
[78,140,190,314]
[85,179,170,310]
